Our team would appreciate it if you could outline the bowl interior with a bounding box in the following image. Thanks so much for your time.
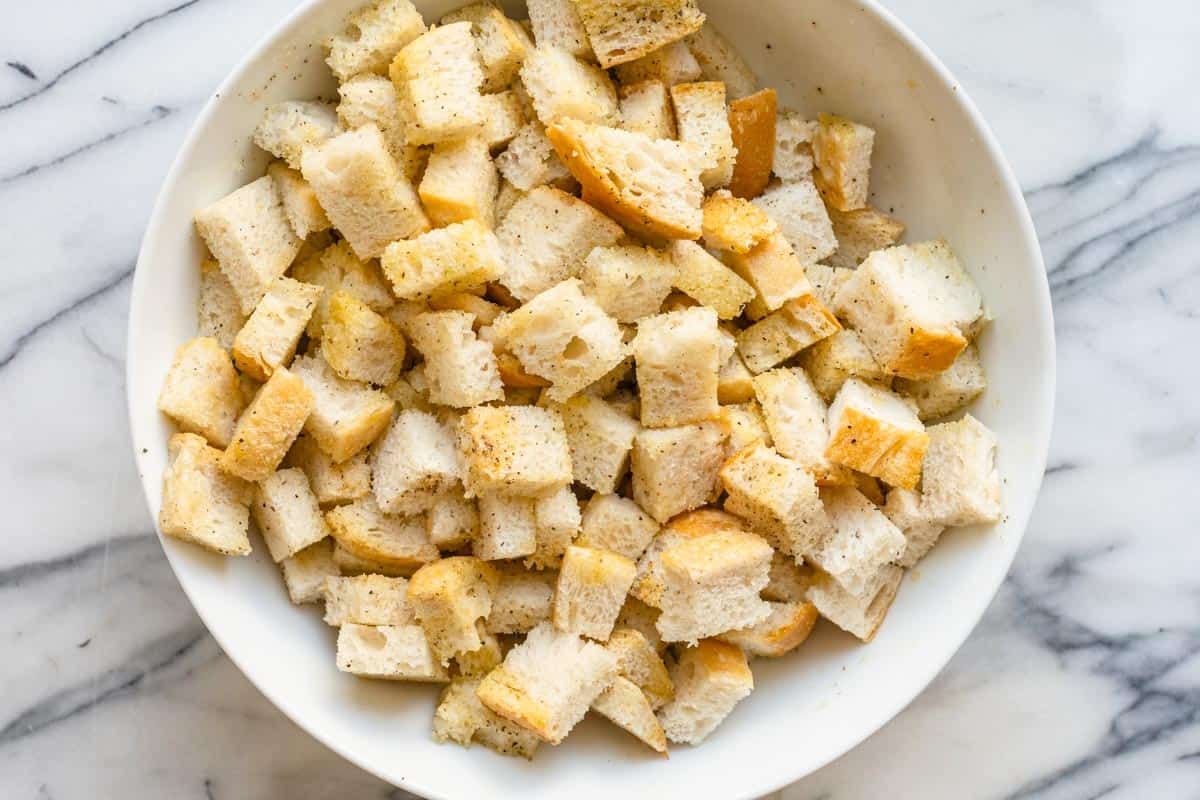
[127,1,1054,798]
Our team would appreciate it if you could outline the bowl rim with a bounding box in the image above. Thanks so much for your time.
[127,1,1056,796]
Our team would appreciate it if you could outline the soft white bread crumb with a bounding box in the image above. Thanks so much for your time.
[194,176,302,315]
[799,329,889,403]
[267,163,331,240]
[325,495,439,574]
[670,81,735,190]
[772,111,817,182]
[526,0,593,59]
[279,538,339,604]
[752,179,837,265]
[441,3,532,92]
[290,353,395,463]
[630,508,743,607]
[915,413,1002,527]
[591,675,669,753]
[458,405,573,497]
[325,0,426,81]
[718,600,819,658]
[389,22,487,145]
[479,91,527,152]
[160,433,252,556]
[336,623,449,681]
[253,101,340,171]
[520,45,619,127]
[372,409,462,515]
[407,556,498,664]
[804,262,852,312]
[684,23,758,99]
[419,137,499,228]
[433,679,540,759]
[895,343,986,421]
[559,395,640,494]
[322,574,413,626]
[833,240,983,379]
[614,41,701,87]
[810,486,905,598]
[719,441,833,561]
[321,290,406,386]
[495,121,574,191]
[197,259,245,350]
[221,367,313,482]
[826,205,907,269]
[882,486,946,568]
[476,621,619,744]
[158,337,244,449]
[605,627,673,707]
[409,310,504,408]
[736,292,841,374]
[425,488,479,551]
[301,125,429,260]
[528,484,583,569]
[618,80,678,139]
[727,88,778,200]
[252,468,330,562]
[576,0,706,68]
[812,112,875,212]
[488,562,557,633]
[336,74,423,179]
[615,597,665,653]
[668,240,756,320]
[232,277,323,381]
[578,494,660,560]
[825,378,929,490]
[580,245,676,324]
[702,190,779,254]
[632,307,721,428]
[752,367,843,481]
[632,422,727,522]
[553,545,637,640]
[475,491,539,560]
[807,564,903,642]
[657,639,753,744]
[292,240,395,339]
[382,219,506,302]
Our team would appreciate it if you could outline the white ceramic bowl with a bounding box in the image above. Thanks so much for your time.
[127,1,1055,797]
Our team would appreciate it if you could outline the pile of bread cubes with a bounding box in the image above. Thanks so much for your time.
[156,0,1003,759]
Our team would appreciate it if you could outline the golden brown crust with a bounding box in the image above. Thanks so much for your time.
[825,407,929,490]
[664,508,747,538]
[220,368,313,481]
[888,327,968,379]
[701,190,777,254]
[719,602,818,657]
[497,351,552,388]
[475,667,555,742]
[428,292,503,328]
[692,638,752,681]
[727,89,777,199]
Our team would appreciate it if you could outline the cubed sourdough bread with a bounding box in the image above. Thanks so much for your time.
[157,337,244,449]
[592,675,669,753]
[496,122,574,192]
[320,290,406,386]
[322,574,413,626]
[702,190,778,254]
[409,310,504,408]
[520,45,620,126]
[418,137,499,228]
[457,405,573,497]
[826,205,907,269]
[894,343,987,421]
[668,240,756,320]
[407,557,499,665]
[221,367,313,482]
[389,22,487,144]
[772,111,817,182]
[440,2,531,92]
[279,538,339,604]
[160,433,252,556]
[826,378,929,490]
[684,23,757,99]
[807,564,903,642]
[381,219,506,302]
[252,468,330,562]
[325,0,426,81]
[657,639,753,744]
[619,79,678,140]
[727,88,777,199]
[718,600,819,658]
[670,81,735,190]
[605,628,673,708]
[553,545,638,640]
[577,494,660,560]
[336,74,423,179]
[267,163,331,240]
[573,0,706,69]
[632,422,727,523]
[290,353,395,463]
[372,409,462,515]
[752,179,838,265]
[632,307,721,428]
[526,0,593,59]
[812,112,875,212]
[579,245,677,324]
[488,563,557,634]
[799,329,889,403]
[559,395,640,493]
[197,259,245,349]
[325,496,439,574]
[231,276,323,382]
[736,292,841,374]
[810,486,905,598]
[434,679,541,759]
[528,484,583,569]
[336,623,450,681]
[752,367,847,483]
[253,101,340,171]
[475,492,539,560]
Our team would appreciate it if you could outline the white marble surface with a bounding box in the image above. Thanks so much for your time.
[2,0,1198,797]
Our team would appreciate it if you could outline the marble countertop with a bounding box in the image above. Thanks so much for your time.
[3,1,1198,797]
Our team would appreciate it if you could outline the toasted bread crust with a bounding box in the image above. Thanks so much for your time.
[476,666,555,741]
[727,89,777,199]
[826,407,929,490]
[888,327,968,379]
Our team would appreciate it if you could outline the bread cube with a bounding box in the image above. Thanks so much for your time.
[684,23,757,99]
[657,639,752,744]
[292,240,395,339]
[807,564,903,642]
[433,679,540,759]
[158,337,243,449]
[804,262,852,311]
[476,622,619,744]
[231,277,323,381]
[718,401,771,459]
[605,628,673,707]
[492,279,627,401]
[475,492,539,560]
[419,137,499,228]
[574,0,704,68]
[424,489,479,551]
[479,91,527,152]
[920,414,1002,526]
[251,468,330,562]
[579,245,676,324]
[195,176,302,315]
[336,74,423,178]
[618,80,677,139]
[772,111,817,182]
[895,343,986,421]
[827,205,907,269]
[389,22,486,144]
[753,367,844,481]
[615,597,665,653]
[826,379,929,489]
[267,163,331,240]
[553,545,637,640]
[253,101,340,171]
[882,487,944,568]
[630,508,741,606]
[657,532,768,642]
[719,441,833,560]
[325,496,439,572]
[331,541,414,577]
[336,623,449,681]
[160,433,252,556]
[301,126,429,260]
[197,259,245,349]
[290,353,395,463]
[718,335,755,405]
[488,563,557,633]
[737,292,841,374]
[520,46,619,126]
[547,119,709,240]
[325,0,426,81]
[495,121,574,192]
[409,311,503,407]
[526,0,593,59]
[752,179,837,265]
[279,538,339,604]
[221,367,313,481]
[578,494,659,560]
[592,675,669,753]
[810,486,905,597]
[322,574,413,626]
[407,557,498,664]
[702,190,779,254]
[633,307,721,428]
[671,81,735,190]
[762,550,815,603]
[454,624,504,677]
[725,231,812,315]
[719,600,818,658]
[382,219,506,301]
[728,88,777,199]
[799,329,889,403]
[667,240,755,320]
[372,410,462,515]
[812,112,875,212]
[613,41,701,87]
[441,3,531,92]
[559,395,639,493]
[525,484,582,569]
[320,291,407,386]
[632,422,726,522]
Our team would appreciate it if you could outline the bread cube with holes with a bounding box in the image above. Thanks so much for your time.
[671,81,735,190]
[441,2,531,92]
[520,46,619,127]
[253,101,340,171]
[720,441,833,560]
[419,138,499,228]
[605,628,673,708]
[702,190,778,254]
[325,496,439,573]
[578,494,659,561]
[434,679,541,759]
[547,118,710,240]
[267,163,331,240]
[812,113,875,212]
[632,422,726,523]
[559,395,639,494]
[614,40,701,87]
[158,337,244,449]
[221,367,313,482]
[618,80,677,139]
[195,177,302,315]
[458,405,573,497]
[160,433,253,556]
[321,290,407,386]
[407,557,499,665]
[336,623,449,681]
[752,179,838,265]
[810,486,905,598]
[496,122,574,192]
[808,564,903,642]
[719,600,818,658]
[476,622,619,744]
[232,277,323,380]
[526,484,582,569]
[894,343,987,421]
[633,307,721,428]
[685,23,757,99]
[279,538,339,604]
[526,0,593,59]
[737,293,841,374]
[408,311,503,407]
[799,330,889,403]
[475,492,539,560]
[389,22,486,144]
[657,638,753,744]
[728,88,777,199]
[372,410,462,515]
[656,529,773,643]
[574,0,705,68]
[382,220,506,302]
[826,378,929,490]
[455,624,503,677]
[290,353,394,463]
[553,545,637,640]
[667,240,755,320]
[325,0,426,81]
[592,674,669,753]
[336,74,423,179]
[827,205,907,269]
[580,245,676,324]
[772,111,817,182]
[488,563,557,633]
[251,468,330,562]
[322,574,413,626]
[753,367,846,482]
